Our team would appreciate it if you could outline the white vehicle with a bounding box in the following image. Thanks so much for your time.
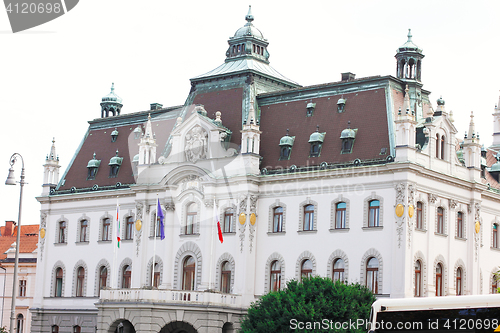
[368,294,500,333]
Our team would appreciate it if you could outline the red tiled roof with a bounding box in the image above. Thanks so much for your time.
[258,88,390,169]
[0,224,39,260]
[483,148,500,190]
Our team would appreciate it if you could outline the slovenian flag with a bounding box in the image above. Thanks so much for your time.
[157,198,165,240]
[116,203,121,248]
[216,207,223,244]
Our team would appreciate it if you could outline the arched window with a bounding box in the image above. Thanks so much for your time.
[51,325,59,333]
[270,260,281,292]
[273,207,283,233]
[16,314,23,333]
[335,202,346,229]
[437,207,444,234]
[416,202,423,229]
[436,134,440,158]
[122,265,131,289]
[368,200,380,227]
[441,135,445,160]
[366,257,379,294]
[125,216,134,240]
[221,261,231,294]
[436,263,443,296]
[223,210,233,233]
[182,256,196,290]
[415,260,422,297]
[456,267,462,296]
[76,266,85,297]
[102,218,111,241]
[79,220,88,242]
[99,266,107,290]
[457,212,463,238]
[301,259,312,280]
[151,263,160,288]
[58,221,66,243]
[303,205,314,231]
[186,203,197,235]
[333,258,344,283]
[494,224,499,249]
[73,326,81,333]
[55,267,63,297]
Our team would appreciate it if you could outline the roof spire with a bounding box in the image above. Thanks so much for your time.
[407,29,412,42]
[110,82,115,93]
[245,5,254,23]
[468,111,475,139]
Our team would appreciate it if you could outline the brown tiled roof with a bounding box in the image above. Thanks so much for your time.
[258,88,390,169]
[59,115,177,190]
[483,148,500,190]
[0,225,39,260]
[193,88,244,146]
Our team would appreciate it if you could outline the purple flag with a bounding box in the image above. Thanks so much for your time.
[157,198,165,240]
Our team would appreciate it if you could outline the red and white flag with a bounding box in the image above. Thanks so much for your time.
[215,204,223,244]
[116,202,121,248]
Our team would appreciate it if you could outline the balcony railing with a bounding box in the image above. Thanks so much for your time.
[99,289,244,307]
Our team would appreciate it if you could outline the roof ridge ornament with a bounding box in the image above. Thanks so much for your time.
[407,28,412,42]
[245,5,254,23]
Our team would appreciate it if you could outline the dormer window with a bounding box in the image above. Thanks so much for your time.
[279,129,295,161]
[337,97,346,113]
[111,128,119,142]
[340,121,357,154]
[306,102,316,117]
[86,153,101,180]
[133,126,142,139]
[108,150,123,178]
[308,126,326,158]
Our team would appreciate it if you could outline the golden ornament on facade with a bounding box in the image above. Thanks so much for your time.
[475,221,480,234]
[40,228,45,239]
[135,219,142,231]
[408,205,414,218]
[250,213,256,225]
[395,204,404,217]
[239,213,246,225]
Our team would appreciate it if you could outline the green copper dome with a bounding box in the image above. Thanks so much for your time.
[279,134,295,146]
[233,6,264,40]
[101,83,122,104]
[340,128,356,139]
[109,150,123,166]
[309,130,326,143]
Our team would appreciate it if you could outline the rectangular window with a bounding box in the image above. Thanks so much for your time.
[416,202,423,229]
[186,214,195,235]
[457,212,463,238]
[125,217,134,240]
[79,220,88,242]
[437,207,444,234]
[273,207,283,233]
[223,212,233,233]
[19,280,26,297]
[102,218,111,241]
[335,202,346,229]
[303,205,314,231]
[58,221,66,243]
[368,200,380,227]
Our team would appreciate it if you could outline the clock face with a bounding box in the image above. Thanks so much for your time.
[135,219,142,231]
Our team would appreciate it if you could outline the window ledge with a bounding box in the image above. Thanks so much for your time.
[434,232,448,237]
[75,241,89,245]
[415,228,427,233]
[329,228,350,232]
[298,230,317,234]
[54,242,67,246]
[97,240,112,243]
[454,236,466,241]
[222,232,236,235]
[149,236,163,239]
[267,231,286,235]
[121,239,133,243]
[490,246,500,252]
[362,226,383,231]
[180,233,200,238]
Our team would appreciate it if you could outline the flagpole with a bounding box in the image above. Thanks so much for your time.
[152,195,158,287]
[208,198,216,290]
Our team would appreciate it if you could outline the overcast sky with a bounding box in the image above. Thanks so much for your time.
[1,0,499,227]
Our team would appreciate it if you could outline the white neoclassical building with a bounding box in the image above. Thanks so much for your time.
[31,7,500,333]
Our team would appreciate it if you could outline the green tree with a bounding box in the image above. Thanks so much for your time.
[241,276,376,333]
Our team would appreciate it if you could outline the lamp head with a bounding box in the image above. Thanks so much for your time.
[5,167,16,185]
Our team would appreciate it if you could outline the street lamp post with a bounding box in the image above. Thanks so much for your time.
[5,153,25,333]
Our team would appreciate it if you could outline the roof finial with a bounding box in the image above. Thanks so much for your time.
[286,128,289,136]
[245,5,254,23]
[110,82,115,93]
[347,121,351,129]
[316,125,319,132]
[407,28,412,41]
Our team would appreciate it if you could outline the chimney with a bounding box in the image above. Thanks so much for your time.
[4,221,15,236]
[150,103,163,110]
[341,72,356,82]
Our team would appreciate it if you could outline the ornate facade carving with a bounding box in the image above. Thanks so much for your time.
[164,201,175,211]
[40,212,47,262]
[395,183,406,204]
[135,202,143,257]
[185,125,208,163]
[249,195,258,214]
[428,193,437,204]
[449,199,458,209]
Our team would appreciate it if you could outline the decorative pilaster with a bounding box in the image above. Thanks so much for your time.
[407,184,415,248]
[238,195,248,253]
[135,202,144,257]
[248,195,258,253]
[395,183,406,248]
